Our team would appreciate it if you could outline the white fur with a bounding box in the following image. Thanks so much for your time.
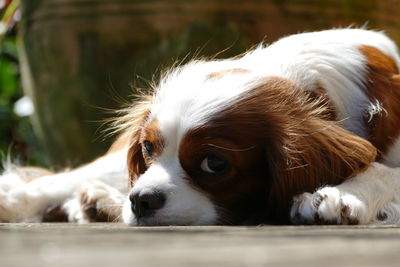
[64,180,126,223]
[122,147,217,226]
[152,62,263,138]
[242,29,399,137]
[123,28,400,225]
[1,28,400,225]
[0,150,128,222]
[382,137,400,167]
[291,163,400,225]
[152,28,400,138]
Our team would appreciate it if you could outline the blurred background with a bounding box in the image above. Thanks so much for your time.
[0,0,399,170]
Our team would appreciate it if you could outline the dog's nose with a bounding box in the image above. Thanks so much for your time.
[129,190,166,218]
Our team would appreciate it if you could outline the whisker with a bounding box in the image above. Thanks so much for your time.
[204,143,256,152]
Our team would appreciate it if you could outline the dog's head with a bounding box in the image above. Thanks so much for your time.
[121,62,376,226]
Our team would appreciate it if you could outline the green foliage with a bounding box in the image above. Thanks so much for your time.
[0,36,20,158]
[0,35,46,168]
[0,0,46,168]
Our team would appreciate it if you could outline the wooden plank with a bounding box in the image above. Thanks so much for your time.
[1,223,400,267]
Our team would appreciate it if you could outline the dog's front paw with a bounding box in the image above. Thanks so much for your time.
[63,180,124,223]
[290,187,367,225]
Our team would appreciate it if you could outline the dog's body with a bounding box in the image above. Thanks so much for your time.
[1,28,400,225]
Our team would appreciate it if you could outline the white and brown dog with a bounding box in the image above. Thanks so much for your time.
[1,28,400,226]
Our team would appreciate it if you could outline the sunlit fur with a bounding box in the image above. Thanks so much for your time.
[121,28,400,225]
[1,28,400,225]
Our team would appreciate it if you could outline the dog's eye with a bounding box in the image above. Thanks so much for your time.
[143,140,154,156]
[200,155,228,174]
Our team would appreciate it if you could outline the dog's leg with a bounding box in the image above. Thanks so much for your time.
[63,180,126,223]
[290,162,400,225]
[0,150,128,222]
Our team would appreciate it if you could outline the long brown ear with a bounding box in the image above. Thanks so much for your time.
[114,96,153,187]
[236,77,377,223]
[127,139,147,187]
[266,114,377,223]
[208,77,377,223]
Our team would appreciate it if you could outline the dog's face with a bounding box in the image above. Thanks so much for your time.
[121,63,376,226]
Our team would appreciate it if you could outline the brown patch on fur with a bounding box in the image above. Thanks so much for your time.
[359,45,400,157]
[207,68,249,80]
[121,96,153,187]
[140,118,165,165]
[42,206,68,222]
[180,77,376,224]
[307,87,337,121]
[79,186,123,223]
[180,127,268,225]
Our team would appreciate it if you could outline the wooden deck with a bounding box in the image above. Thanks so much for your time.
[1,223,399,267]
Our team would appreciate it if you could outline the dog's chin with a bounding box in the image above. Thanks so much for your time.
[121,198,217,226]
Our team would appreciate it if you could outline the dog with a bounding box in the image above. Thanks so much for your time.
[1,28,400,226]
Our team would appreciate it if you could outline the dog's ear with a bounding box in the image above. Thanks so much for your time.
[127,138,147,187]
[115,96,153,187]
[235,78,377,222]
[266,116,377,222]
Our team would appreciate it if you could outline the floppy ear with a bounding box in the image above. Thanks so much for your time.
[115,96,153,187]
[217,77,377,223]
[127,139,147,187]
[230,77,377,222]
[266,114,377,223]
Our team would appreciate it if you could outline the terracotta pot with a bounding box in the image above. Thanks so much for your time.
[18,0,400,167]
